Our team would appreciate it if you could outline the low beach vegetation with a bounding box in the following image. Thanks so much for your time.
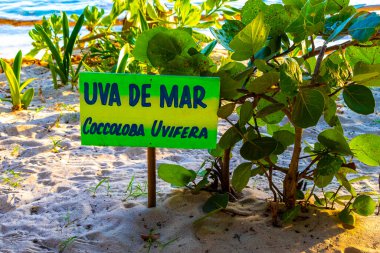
[1,0,378,229]
[0,50,35,110]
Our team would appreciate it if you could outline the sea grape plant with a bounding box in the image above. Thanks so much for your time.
[22,0,380,226]
[0,50,35,111]
[151,0,380,226]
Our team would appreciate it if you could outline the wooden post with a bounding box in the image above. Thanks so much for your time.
[147,147,156,208]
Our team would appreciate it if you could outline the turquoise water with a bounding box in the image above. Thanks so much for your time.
[0,0,112,20]
[0,0,376,58]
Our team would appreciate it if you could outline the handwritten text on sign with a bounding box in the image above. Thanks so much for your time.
[79,73,220,149]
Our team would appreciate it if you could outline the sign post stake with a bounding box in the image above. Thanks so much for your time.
[147,147,156,208]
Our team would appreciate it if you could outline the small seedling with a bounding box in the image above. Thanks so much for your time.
[49,137,64,153]
[35,106,45,113]
[11,145,21,157]
[1,170,22,188]
[87,178,111,197]
[124,176,148,200]
[58,236,77,253]
[0,50,35,111]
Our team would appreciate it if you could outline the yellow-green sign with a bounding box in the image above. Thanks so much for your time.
[79,72,220,149]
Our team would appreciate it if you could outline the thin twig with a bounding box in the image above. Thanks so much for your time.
[299,155,322,179]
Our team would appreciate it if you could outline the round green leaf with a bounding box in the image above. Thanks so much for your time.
[281,205,301,224]
[231,162,252,192]
[203,193,229,213]
[338,208,355,226]
[210,20,245,51]
[239,101,253,127]
[240,137,278,160]
[208,144,224,158]
[316,155,343,176]
[314,174,334,188]
[273,130,295,147]
[158,164,196,187]
[247,71,279,94]
[291,89,325,128]
[230,12,270,61]
[318,129,352,155]
[217,103,235,118]
[219,127,242,149]
[350,134,380,166]
[353,195,376,216]
[343,85,375,115]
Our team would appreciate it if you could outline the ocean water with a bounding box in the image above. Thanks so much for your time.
[0,0,376,58]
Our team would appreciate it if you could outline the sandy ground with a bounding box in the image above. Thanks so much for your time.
[0,65,380,253]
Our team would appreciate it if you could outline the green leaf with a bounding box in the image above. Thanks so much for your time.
[256,103,285,118]
[201,40,217,56]
[353,62,380,86]
[158,164,196,187]
[208,144,224,157]
[210,20,245,51]
[216,62,246,99]
[345,46,380,66]
[281,205,301,223]
[247,71,279,94]
[327,12,357,42]
[350,134,380,166]
[286,0,327,42]
[134,27,196,66]
[316,155,343,176]
[336,173,356,196]
[273,130,295,147]
[353,195,376,216]
[239,101,253,127]
[349,176,371,184]
[219,127,242,149]
[241,0,267,25]
[62,12,69,50]
[314,174,334,188]
[318,129,352,155]
[256,92,287,124]
[349,13,380,43]
[343,85,375,115]
[313,194,326,207]
[0,59,20,107]
[326,0,349,14]
[217,103,235,118]
[20,78,35,92]
[297,189,305,200]
[338,208,355,226]
[231,162,253,192]
[292,89,325,128]
[21,88,34,109]
[283,0,305,9]
[64,13,84,67]
[203,193,229,213]
[280,58,302,97]
[323,97,338,127]
[35,25,64,72]
[147,32,182,67]
[240,137,278,160]
[230,12,270,61]
[13,50,22,83]
[115,44,129,73]
[138,9,149,31]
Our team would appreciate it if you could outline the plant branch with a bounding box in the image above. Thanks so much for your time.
[303,35,380,60]
[311,43,327,85]
[299,155,322,179]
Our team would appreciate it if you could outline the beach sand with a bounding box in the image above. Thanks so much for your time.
[0,65,379,253]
